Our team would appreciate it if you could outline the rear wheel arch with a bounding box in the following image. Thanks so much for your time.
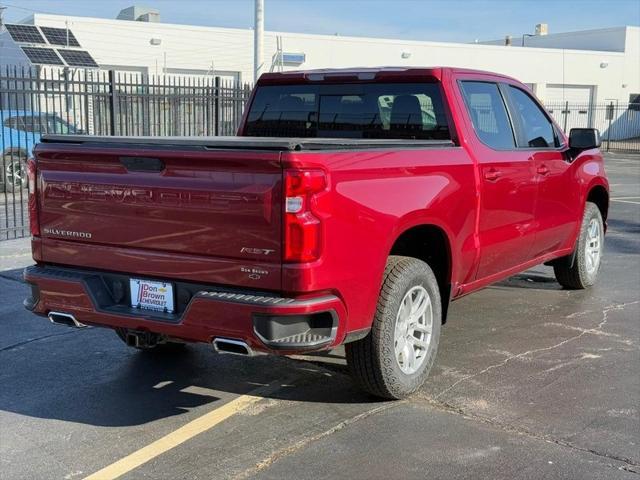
[388,224,452,323]
[586,184,609,224]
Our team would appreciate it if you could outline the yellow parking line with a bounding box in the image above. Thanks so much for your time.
[83,391,264,480]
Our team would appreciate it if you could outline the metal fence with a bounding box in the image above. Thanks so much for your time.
[546,101,640,152]
[0,66,252,240]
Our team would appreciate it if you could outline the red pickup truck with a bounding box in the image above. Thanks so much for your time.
[24,67,608,399]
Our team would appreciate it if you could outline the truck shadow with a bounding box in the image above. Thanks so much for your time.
[0,301,373,427]
[3,205,637,428]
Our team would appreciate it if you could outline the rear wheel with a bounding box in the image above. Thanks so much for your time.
[346,256,441,399]
[554,202,604,289]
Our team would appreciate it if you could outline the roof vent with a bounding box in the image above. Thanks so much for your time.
[117,6,160,22]
[535,23,548,36]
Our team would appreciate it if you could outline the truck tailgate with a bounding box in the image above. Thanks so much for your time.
[34,141,283,290]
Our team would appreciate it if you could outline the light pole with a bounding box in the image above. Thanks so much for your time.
[254,0,264,83]
[521,33,535,47]
[0,4,7,31]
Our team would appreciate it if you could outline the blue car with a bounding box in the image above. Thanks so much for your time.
[1,111,79,192]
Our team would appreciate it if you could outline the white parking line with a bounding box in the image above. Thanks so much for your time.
[611,199,640,205]
[611,200,640,205]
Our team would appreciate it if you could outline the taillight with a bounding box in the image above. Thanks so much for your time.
[27,158,40,237]
[284,169,327,262]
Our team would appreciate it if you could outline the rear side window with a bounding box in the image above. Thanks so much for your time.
[3,116,26,131]
[244,83,450,140]
[460,81,515,149]
[508,86,556,148]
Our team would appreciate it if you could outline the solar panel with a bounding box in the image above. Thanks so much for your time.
[21,47,64,65]
[40,27,81,47]
[5,24,46,44]
[57,49,98,67]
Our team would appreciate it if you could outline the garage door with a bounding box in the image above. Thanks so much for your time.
[545,85,594,132]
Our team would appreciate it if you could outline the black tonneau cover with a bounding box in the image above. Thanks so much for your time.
[40,135,454,151]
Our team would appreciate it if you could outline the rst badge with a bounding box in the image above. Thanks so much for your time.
[240,247,275,256]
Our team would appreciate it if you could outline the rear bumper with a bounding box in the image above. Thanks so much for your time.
[23,264,347,353]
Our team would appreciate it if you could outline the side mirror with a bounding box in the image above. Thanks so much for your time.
[569,128,601,150]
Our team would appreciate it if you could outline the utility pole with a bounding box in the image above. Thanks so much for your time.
[0,4,7,31]
[254,0,264,83]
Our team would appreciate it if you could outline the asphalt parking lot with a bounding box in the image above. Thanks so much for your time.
[0,153,638,480]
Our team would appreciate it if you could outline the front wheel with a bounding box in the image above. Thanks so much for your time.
[346,256,441,399]
[554,202,604,289]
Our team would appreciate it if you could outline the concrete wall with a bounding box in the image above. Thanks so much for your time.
[267,30,632,105]
[622,27,640,103]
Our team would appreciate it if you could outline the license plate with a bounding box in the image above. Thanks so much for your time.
[130,279,174,313]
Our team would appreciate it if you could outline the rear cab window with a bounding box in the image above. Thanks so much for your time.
[244,82,450,140]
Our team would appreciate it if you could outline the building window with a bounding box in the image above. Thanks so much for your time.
[629,93,640,112]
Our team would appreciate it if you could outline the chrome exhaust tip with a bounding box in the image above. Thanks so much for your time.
[212,338,255,356]
[48,311,87,328]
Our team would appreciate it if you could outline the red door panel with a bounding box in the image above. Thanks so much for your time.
[456,79,538,280]
[476,155,537,277]
[531,151,581,257]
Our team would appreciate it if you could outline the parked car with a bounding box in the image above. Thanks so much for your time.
[23,67,608,399]
[1,111,79,192]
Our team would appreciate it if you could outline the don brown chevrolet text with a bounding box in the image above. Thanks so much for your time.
[24,67,608,399]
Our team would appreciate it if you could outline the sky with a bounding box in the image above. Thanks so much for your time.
[2,0,640,43]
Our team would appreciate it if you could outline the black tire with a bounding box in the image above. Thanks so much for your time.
[2,154,28,193]
[114,328,187,353]
[346,256,441,399]
[554,202,604,289]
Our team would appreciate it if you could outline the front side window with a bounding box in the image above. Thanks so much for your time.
[44,116,76,134]
[244,82,450,140]
[508,86,556,148]
[459,81,515,150]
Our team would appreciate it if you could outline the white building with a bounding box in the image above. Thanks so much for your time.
[1,8,638,107]
[0,6,638,138]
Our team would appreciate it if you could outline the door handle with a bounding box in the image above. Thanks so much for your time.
[484,168,501,181]
[537,165,550,176]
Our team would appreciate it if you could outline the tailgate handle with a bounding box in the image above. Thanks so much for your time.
[120,156,165,172]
